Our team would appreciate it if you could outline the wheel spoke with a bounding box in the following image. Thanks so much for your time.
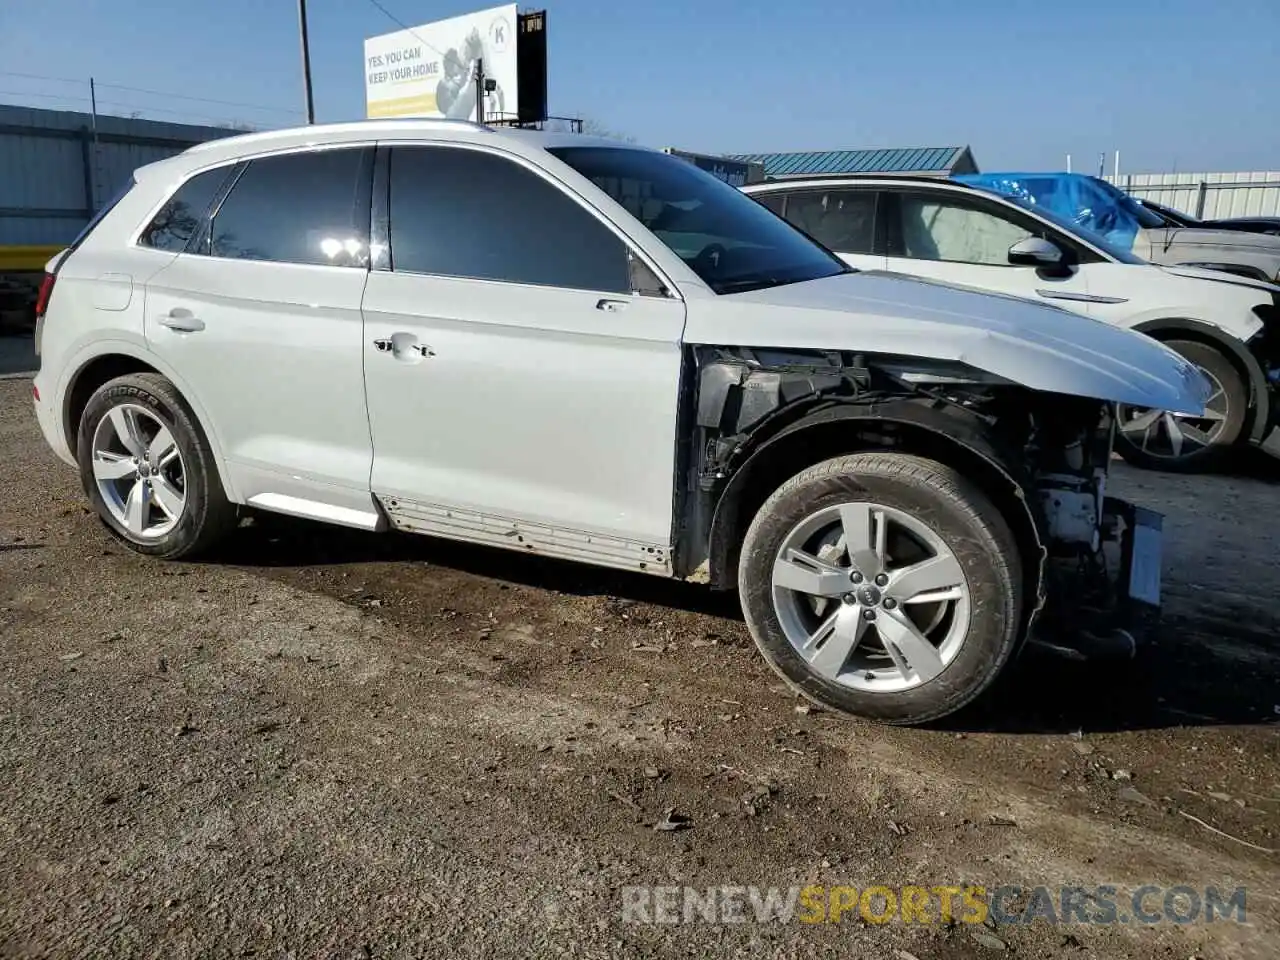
[151,475,186,520]
[773,549,850,598]
[123,479,150,534]
[1163,412,1185,457]
[109,407,147,459]
[92,451,136,481]
[1176,422,1216,448]
[147,425,176,464]
[803,605,868,679]
[889,553,964,603]
[876,608,946,683]
[839,503,884,577]
[903,587,964,605]
[1120,408,1161,436]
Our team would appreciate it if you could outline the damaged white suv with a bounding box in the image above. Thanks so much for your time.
[32,121,1208,724]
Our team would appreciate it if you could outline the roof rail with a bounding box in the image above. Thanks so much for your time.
[184,117,492,154]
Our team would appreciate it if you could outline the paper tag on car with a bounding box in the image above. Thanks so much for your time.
[1127,507,1163,607]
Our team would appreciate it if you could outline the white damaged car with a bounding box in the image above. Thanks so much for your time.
[32,122,1207,723]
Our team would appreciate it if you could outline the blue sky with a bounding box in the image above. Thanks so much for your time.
[0,0,1276,172]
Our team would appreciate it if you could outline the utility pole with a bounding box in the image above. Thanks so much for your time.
[473,57,485,124]
[297,0,315,124]
[88,76,100,211]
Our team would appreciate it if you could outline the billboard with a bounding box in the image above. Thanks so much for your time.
[364,4,518,121]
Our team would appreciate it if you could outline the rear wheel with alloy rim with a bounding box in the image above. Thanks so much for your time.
[1115,339,1247,472]
[738,452,1023,725]
[76,373,238,558]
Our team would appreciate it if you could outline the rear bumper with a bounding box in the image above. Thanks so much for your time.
[32,372,74,468]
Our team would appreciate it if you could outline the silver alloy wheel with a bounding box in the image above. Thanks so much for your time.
[1118,364,1229,460]
[90,403,187,540]
[771,502,970,694]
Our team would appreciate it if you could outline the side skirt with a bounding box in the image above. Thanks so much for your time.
[377,495,673,576]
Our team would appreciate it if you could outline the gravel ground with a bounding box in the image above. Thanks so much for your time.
[2,375,1278,959]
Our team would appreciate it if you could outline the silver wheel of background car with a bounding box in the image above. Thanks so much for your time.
[771,501,970,694]
[1118,364,1230,461]
[90,403,187,540]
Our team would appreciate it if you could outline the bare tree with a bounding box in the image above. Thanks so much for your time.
[577,118,636,143]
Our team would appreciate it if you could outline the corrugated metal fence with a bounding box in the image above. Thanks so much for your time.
[1105,171,1280,220]
[0,104,238,247]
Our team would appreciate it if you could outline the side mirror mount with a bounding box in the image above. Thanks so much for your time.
[1008,236,1066,269]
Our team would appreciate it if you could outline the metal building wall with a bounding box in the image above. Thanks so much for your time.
[1106,171,1280,220]
[0,104,240,246]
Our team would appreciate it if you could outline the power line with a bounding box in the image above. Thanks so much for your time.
[363,0,448,60]
[0,70,303,117]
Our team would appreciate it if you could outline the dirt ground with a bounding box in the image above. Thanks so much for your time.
[1,371,1278,959]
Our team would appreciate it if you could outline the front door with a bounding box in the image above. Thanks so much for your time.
[882,188,1095,308]
[361,144,687,568]
[143,146,379,524]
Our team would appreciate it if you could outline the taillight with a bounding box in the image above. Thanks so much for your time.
[34,273,55,319]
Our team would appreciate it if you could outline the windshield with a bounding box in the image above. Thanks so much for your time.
[1002,194,1149,265]
[546,146,849,294]
[1092,178,1167,229]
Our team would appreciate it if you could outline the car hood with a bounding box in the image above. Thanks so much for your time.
[683,271,1210,415]
[1162,226,1280,254]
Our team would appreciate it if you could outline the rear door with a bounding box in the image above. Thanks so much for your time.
[768,187,886,271]
[142,146,380,525]
[882,187,1096,306]
[360,143,687,565]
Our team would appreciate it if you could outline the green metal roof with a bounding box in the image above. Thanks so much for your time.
[728,146,975,179]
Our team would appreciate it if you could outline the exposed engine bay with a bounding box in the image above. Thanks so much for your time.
[682,345,1162,656]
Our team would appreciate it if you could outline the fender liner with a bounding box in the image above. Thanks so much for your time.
[1132,317,1272,443]
[703,398,1048,643]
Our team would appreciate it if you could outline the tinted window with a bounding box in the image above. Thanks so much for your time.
[138,167,230,253]
[210,149,372,267]
[785,190,876,254]
[895,192,1035,266]
[388,147,629,293]
[753,193,786,216]
[549,146,848,294]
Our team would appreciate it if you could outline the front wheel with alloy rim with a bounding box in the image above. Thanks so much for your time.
[76,372,238,558]
[1115,339,1247,472]
[738,452,1024,725]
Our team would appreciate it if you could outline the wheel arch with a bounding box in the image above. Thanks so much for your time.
[703,403,1046,643]
[1131,317,1271,442]
[61,343,241,502]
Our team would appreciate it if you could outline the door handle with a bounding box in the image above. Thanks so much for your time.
[157,308,204,332]
[373,335,435,360]
[596,298,629,313]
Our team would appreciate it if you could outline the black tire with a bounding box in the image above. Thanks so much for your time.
[76,372,237,558]
[738,452,1023,725]
[1115,339,1248,472]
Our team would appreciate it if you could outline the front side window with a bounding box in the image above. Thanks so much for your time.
[895,192,1035,266]
[138,167,233,253]
[387,146,630,293]
[209,148,372,267]
[548,146,848,294]
[784,190,876,254]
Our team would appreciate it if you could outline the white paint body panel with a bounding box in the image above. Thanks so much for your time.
[142,253,380,519]
[361,271,686,546]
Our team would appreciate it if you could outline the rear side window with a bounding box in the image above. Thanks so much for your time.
[753,193,786,216]
[209,148,373,267]
[138,167,232,253]
[387,146,630,293]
